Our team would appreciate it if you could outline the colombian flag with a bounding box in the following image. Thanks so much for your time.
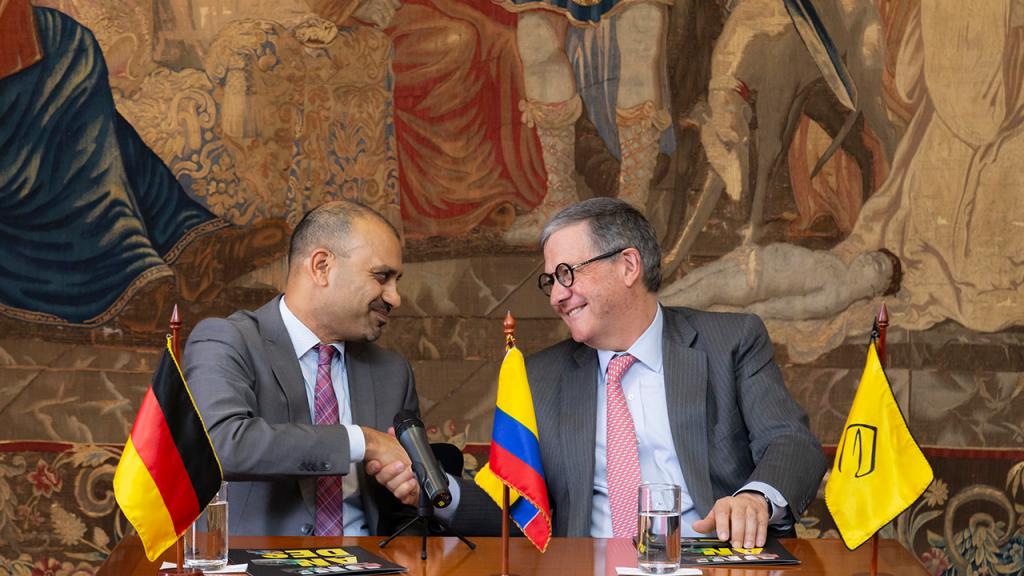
[114,337,223,561]
[475,344,552,552]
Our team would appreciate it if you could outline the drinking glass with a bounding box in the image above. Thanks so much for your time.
[185,482,228,571]
[636,482,682,574]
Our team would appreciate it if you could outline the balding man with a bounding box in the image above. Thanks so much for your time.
[185,200,456,537]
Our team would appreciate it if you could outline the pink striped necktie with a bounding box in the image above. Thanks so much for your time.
[606,353,640,538]
[313,344,344,536]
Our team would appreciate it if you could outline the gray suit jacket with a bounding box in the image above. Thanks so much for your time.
[184,295,418,536]
[455,306,826,537]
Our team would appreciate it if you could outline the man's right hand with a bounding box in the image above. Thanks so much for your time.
[363,426,419,506]
[690,492,770,549]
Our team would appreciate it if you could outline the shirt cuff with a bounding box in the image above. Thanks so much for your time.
[434,474,461,521]
[736,481,790,525]
[345,424,366,462]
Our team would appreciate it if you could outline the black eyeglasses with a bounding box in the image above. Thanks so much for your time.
[538,247,629,296]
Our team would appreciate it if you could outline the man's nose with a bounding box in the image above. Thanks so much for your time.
[548,279,570,306]
[384,282,401,310]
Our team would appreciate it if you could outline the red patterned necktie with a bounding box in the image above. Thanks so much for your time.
[313,344,344,536]
[606,353,640,538]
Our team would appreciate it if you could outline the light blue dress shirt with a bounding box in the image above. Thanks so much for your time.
[280,297,369,535]
[279,297,460,534]
[590,305,790,537]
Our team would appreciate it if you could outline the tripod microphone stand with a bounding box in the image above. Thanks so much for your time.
[378,488,476,560]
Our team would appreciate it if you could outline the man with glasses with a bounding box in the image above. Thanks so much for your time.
[485,197,826,548]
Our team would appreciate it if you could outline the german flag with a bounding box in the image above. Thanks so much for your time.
[114,336,222,561]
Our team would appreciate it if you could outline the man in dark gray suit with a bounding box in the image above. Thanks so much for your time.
[185,200,459,537]
[479,197,826,548]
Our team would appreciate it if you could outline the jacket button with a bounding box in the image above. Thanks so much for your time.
[301,523,313,535]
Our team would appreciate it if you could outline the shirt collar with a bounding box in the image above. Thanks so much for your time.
[597,304,664,375]
[279,296,344,360]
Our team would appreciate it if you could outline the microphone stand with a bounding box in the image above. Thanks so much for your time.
[378,488,475,560]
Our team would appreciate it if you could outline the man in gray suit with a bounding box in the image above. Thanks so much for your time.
[468,197,826,548]
[185,200,457,536]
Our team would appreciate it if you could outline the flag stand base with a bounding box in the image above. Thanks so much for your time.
[159,538,204,575]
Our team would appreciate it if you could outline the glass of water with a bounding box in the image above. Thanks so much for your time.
[185,482,228,571]
[636,482,681,574]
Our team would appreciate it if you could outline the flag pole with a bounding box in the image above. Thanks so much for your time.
[870,302,889,576]
[170,305,185,573]
[171,303,182,359]
[876,302,888,365]
[502,487,510,576]
[159,305,201,576]
[500,311,515,576]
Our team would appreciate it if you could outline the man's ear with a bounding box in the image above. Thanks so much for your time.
[620,248,644,288]
[308,248,332,286]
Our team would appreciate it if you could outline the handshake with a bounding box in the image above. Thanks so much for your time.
[363,412,452,509]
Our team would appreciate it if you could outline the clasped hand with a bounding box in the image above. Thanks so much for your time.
[690,492,770,549]
[363,426,420,506]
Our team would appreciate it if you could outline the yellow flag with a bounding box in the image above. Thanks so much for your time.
[825,342,933,549]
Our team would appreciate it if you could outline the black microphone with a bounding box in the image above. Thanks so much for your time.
[393,411,452,509]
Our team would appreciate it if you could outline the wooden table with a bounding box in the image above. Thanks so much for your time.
[98,535,929,575]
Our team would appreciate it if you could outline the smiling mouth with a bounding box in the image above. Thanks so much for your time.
[370,298,393,324]
[564,304,586,318]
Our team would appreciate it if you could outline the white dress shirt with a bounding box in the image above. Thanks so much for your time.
[590,305,790,537]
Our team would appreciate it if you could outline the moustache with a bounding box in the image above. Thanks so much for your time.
[370,300,392,315]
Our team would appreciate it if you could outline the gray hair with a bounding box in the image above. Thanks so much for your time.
[288,200,399,267]
[540,197,662,292]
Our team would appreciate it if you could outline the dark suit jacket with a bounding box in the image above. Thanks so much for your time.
[184,295,418,536]
[455,306,827,537]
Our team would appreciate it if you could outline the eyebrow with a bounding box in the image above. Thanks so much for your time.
[373,266,402,280]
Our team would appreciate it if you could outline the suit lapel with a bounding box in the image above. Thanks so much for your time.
[255,296,317,515]
[344,344,377,428]
[663,309,714,515]
[344,343,379,532]
[561,344,599,536]
[256,296,312,424]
